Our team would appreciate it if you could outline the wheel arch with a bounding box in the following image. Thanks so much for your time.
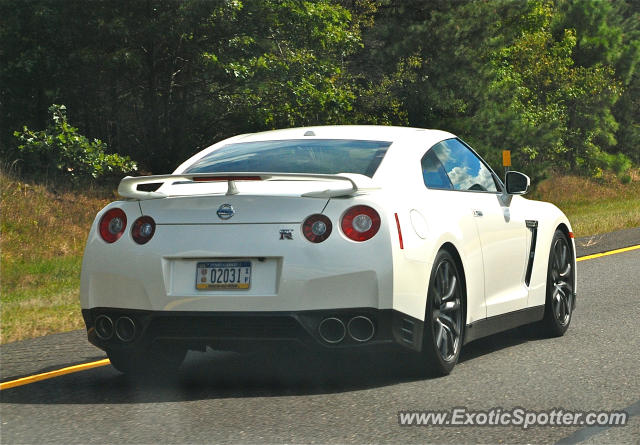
[554,221,577,296]
[427,229,483,325]
[419,242,468,375]
[439,242,468,322]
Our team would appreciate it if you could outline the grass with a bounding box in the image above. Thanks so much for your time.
[529,171,640,236]
[1,168,113,343]
[1,168,639,344]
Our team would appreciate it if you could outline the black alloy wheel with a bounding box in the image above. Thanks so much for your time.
[420,249,465,376]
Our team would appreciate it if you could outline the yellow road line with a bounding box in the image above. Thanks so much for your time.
[0,244,638,391]
[577,244,640,262]
[0,358,110,391]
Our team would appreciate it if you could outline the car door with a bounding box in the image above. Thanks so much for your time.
[420,148,487,325]
[428,139,529,317]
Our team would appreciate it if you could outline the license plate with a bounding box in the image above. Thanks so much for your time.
[196,261,251,290]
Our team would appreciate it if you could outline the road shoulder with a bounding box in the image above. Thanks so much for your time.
[575,227,640,257]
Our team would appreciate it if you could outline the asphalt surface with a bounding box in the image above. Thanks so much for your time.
[573,226,640,256]
[1,232,639,444]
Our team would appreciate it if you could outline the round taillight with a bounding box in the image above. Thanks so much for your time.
[341,205,381,242]
[302,214,332,243]
[99,208,127,243]
[131,216,156,244]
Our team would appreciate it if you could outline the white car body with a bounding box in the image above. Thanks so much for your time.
[80,126,576,372]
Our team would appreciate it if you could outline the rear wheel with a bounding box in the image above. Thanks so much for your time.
[539,230,574,337]
[419,249,465,376]
[107,346,186,377]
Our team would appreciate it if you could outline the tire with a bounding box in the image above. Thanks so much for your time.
[419,249,465,376]
[107,346,186,377]
[539,229,574,337]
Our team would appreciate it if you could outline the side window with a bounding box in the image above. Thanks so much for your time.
[430,139,499,192]
[421,149,453,190]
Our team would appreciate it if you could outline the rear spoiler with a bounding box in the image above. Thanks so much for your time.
[117,172,377,200]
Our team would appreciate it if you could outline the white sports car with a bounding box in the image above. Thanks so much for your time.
[80,126,576,376]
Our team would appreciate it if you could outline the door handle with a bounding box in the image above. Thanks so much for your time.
[472,210,483,217]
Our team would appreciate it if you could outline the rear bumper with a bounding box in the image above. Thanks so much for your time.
[82,307,424,353]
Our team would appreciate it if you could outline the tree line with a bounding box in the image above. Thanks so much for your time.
[1,0,638,182]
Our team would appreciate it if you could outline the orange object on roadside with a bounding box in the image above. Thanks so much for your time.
[502,150,511,167]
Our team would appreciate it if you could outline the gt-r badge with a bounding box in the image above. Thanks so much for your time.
[279,229,294,240]
[216,204,235,220]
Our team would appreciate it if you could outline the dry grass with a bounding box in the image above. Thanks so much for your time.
[1,169,114,343]
[529,171,640,237]
[0,172,115,263]
[1,290,84,342]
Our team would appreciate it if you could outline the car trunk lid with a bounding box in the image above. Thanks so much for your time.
[140,192,328,225]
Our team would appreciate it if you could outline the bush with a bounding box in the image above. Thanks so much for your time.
[13,105,137,181]
[620,173,632,184]
[591,148,632,179]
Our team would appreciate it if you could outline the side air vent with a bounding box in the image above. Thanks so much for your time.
[525,220,538,286]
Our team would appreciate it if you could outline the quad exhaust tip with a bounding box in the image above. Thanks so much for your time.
[115,316,136,342]
[94,315,114,340]
[347,316,375,342]
[318,317,346,344]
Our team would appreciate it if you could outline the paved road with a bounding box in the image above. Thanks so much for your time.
[573,226,640,256]
[1,248,639,444]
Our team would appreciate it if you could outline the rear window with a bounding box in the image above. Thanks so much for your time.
[184,139,391,178]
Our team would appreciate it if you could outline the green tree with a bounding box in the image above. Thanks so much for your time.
[1,0,364,173]
[350,0,539,165]
[211,0,362,130]
[482,1,629,177]
[353,0,635,177]
[1,0,637,178]
[553,0,640,164]
[14,104,137,180]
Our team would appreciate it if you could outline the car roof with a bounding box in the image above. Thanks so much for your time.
[174,125,457,175]
[229,125,454,146]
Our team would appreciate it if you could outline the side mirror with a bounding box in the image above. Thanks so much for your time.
[505,171,530,195]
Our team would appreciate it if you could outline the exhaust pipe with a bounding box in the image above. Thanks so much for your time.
[347,316,375,342]
[318,317,346,344]
[115,316,136,342]
[94,315,114,340]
